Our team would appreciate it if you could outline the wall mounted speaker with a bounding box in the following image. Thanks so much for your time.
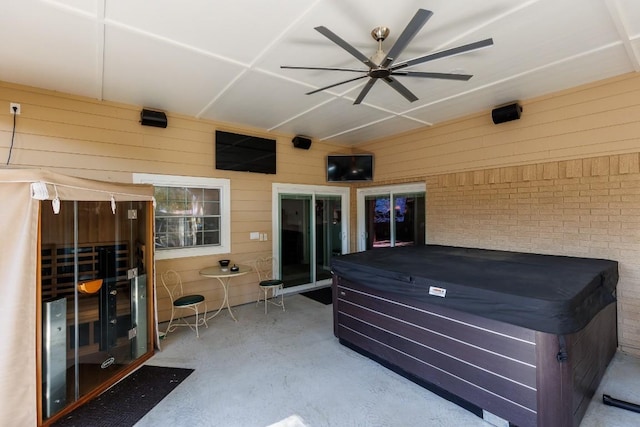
[292,135,312,150]
[140,109,168,128]
[491,103,522,124]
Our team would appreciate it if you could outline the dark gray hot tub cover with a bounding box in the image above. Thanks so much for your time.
[330,245,618,335]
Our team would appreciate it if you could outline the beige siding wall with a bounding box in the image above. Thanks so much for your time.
[365,73,640,180]
[0,81,344,322]
[356,72,640,356]
[3,71,640,353]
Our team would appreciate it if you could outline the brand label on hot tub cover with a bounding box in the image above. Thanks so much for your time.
[429,286,447,297]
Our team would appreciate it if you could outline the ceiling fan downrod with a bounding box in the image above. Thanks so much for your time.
[370,26,390,67]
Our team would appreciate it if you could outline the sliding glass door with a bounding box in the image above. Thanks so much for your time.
[315,195,342,281]
[273,184,349,292]
[279,194,312,287]
[358,184,426,251]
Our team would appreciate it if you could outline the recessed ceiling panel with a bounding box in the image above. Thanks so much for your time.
[201,70,334,130]
[470,0,622,79]
[105,0,316,64]
[102,26,245,115]
[326,116,428,146]
[271,97,392,141]
[50,0,100,15]
[615,0,640,37]
[0,1,100,98]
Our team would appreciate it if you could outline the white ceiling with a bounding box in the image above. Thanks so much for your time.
[1,0,639,145]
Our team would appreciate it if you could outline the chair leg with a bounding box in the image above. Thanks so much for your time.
[165,307,176,335]
[257,286,285,314]
[188,303,209,338]
[279,285,285,312]
[167,304,209,338]
[194,305,200,338]
[264,288,268,314]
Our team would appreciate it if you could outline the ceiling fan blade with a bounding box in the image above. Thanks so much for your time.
[391,71,473,81]
[306,74,369,95]
[381,9,433,68]
[353,78,377,105]
[382,76,418,102]
[281,65,367,73]
[315,26,377,68]
[392,38,494,71]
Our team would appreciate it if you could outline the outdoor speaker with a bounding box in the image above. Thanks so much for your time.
[292,136,312,150]
[491,103,522,124]
[140,109,168,128]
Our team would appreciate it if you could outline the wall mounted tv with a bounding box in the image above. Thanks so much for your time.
[215,130,276,174]
[327,154,374,182]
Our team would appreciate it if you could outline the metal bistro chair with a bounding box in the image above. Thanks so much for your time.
[161,270,208,338]
[253,256,285,314]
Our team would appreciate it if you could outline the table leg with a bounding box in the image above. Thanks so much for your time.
[206,277,237,322]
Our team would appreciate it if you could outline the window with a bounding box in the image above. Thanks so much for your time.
[155,186,220,248]
[133,174,230,260]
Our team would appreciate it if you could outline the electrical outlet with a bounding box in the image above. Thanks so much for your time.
[10,103,21,115]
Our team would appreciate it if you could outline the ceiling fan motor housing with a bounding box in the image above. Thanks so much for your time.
[371,26,390,41]
[369,68,391,78]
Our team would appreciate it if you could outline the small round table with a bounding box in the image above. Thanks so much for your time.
[199,265,251,322]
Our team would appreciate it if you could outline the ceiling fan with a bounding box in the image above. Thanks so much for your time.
[281,9,493,104]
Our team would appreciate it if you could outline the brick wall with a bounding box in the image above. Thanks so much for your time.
[426,153,640,355]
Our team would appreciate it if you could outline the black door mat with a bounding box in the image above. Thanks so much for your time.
[301,287,332,305]
[52,365,194,427]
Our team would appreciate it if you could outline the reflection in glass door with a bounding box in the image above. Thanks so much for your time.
[358,184,426,251]
[316,195,342,281]
[280,195,312,287]
[364,193,426,249]
[274,184,349,292]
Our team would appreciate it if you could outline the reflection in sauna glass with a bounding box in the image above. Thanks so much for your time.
[40,199,149,420]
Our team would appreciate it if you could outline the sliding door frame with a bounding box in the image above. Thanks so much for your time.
[356,183,427,251]
[272,183,350,294]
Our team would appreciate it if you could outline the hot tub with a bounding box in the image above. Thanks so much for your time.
[331,245,618,427]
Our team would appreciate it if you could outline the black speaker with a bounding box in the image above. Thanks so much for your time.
[292,135,312,150]
[140,109,167,128]
[491,103,522,124]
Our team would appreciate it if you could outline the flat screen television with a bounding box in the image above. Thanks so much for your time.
[327,154,374,182]
[215,130,276,174]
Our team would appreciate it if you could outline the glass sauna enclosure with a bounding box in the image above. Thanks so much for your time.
[40,199,152,422]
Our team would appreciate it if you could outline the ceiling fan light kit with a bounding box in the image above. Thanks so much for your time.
[281,9,493,105]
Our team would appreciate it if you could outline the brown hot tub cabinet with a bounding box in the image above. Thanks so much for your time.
[331,245,618,427]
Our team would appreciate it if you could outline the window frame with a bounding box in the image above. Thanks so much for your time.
[133,173,231,260]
